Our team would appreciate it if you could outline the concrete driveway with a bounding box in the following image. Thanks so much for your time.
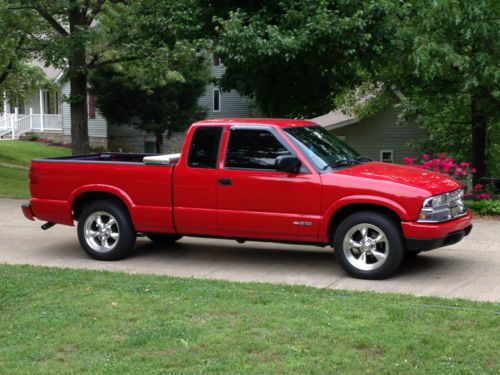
[1,198,499,302]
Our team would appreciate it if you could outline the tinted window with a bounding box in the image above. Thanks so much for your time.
[187,126,223,168]
[225,129,291,170]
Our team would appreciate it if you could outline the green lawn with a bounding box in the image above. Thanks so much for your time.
[0,140,70,198]
[0,264,498,374]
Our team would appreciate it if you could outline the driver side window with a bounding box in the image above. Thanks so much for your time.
[225,129,291,170]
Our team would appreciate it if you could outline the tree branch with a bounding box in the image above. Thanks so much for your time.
[86,0,105,26]
[87,54,143,69]
[32,1,68,36]
[0,36,26,85]
[0,60,14,86]
[480,86,500,110]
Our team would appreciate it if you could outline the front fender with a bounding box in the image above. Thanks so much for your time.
[319,195,409,243]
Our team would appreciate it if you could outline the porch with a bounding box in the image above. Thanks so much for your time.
[0,110,62,139]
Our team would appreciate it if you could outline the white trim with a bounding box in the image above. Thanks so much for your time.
[322,118,358,130]
[212,88,221,112]
[380,150,394,163]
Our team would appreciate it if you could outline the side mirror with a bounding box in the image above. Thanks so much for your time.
[275,155,301,173]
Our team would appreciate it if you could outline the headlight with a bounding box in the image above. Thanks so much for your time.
[418,189,466,222]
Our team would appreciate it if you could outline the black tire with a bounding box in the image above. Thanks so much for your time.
[146,233,183,244]
[77,200,136,261]
[333,211,404,279]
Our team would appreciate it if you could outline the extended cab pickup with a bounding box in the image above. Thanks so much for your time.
[22,119,473,279]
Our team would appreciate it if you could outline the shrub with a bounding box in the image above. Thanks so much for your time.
[403,153,493,200]
[465,200,500,216]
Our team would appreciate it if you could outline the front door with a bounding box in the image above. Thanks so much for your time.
[216,126,321,242]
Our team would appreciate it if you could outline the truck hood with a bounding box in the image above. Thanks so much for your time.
[334,162,463,195]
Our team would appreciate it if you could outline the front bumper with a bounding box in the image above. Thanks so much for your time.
[406,224,472,251]
[402,210,473,252]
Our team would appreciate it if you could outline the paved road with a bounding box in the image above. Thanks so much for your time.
[1,198,499,302]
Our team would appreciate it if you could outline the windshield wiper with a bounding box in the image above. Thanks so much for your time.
[357,156,372,162]
[322,159,362,171]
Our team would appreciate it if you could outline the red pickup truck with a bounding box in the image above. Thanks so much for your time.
[22,118,472,279]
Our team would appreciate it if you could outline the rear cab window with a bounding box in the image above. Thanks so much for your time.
[187,126,223,169]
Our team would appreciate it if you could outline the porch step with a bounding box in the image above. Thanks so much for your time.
[0,131,12,139]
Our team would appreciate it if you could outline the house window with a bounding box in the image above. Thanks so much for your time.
[43,90,59,114]
[88,95,96,119]
[380,150,394,163]
[213,56,221,66]
[9,98,26,114]
[213,88,221,112]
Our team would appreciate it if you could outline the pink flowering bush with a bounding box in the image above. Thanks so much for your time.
[403,153,490,200]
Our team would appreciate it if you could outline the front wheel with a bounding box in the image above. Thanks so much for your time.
[333,211,404,279]
[77,200,136,261]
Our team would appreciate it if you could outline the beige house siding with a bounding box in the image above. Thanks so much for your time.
[61,81,108,140]
[330,107,428,164]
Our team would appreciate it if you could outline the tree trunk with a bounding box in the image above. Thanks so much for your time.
[471,95,487,181]
[155,131,164,153]
[68,2,90,155]
[69,70,90,154]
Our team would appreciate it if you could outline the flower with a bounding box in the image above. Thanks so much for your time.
[403,156,413,165]
[471,168,477,173]
[473,183,484,190]
[423,153,429,161]
[460,161,469,167]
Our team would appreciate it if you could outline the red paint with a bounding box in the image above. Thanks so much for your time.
[25,118,472,248]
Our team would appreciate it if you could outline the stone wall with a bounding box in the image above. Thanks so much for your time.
[62,135,108,151]
[21,131,63,144]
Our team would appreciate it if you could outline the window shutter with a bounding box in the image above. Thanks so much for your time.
[88,95,96,119]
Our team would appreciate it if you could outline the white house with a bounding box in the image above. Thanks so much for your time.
[1,58,255,152]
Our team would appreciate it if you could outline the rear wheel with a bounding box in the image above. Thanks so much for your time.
[333,211,404,279]
[77,200,136,261]
[146,233,183,245]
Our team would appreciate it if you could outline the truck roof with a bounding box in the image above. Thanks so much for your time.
[192,118,316,128]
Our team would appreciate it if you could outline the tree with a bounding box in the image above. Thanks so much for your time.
[212,0,394,117]
[376,0,499,179]
[0,1,48,103]
[7,0,202,154]
[89,48,209,152]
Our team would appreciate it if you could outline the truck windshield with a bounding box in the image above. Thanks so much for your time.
[284,125,363,171]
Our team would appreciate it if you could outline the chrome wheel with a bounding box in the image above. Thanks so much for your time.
[342,223,389,271]
[83,211,120,253]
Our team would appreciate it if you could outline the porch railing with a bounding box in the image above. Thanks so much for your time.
[0,108,62,139]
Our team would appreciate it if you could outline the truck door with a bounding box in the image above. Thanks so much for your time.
[216,126,322,242]
[173,125,223,235]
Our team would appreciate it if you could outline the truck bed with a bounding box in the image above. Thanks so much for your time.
[37,152,156,164]
[29,153,176,234]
